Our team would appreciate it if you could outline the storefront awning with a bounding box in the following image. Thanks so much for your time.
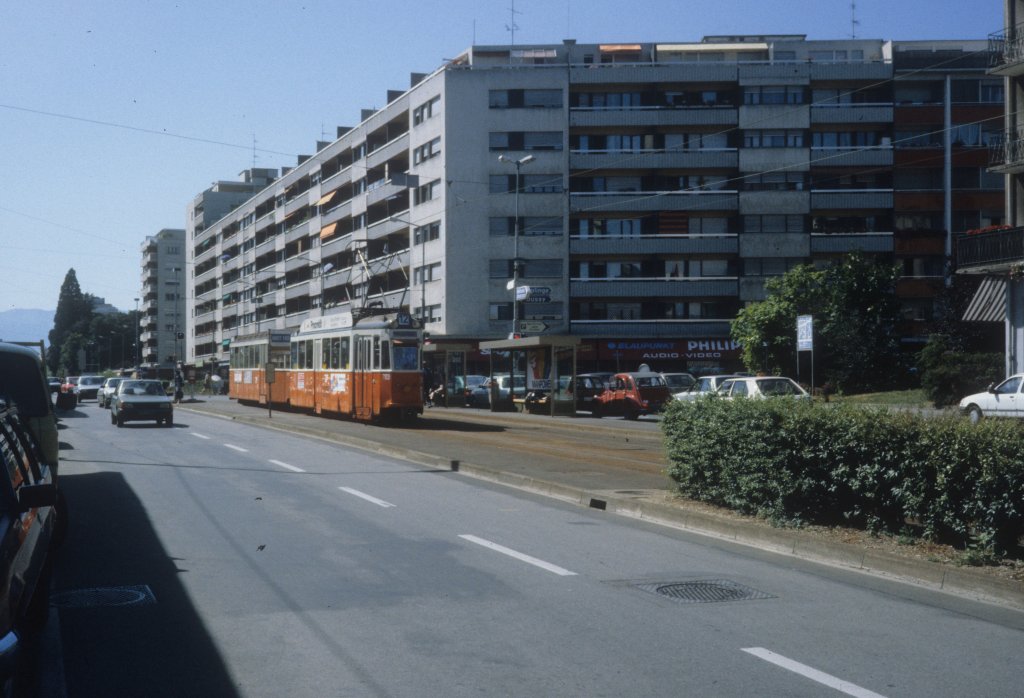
[320,222,338,239]
[317,189,339,207]
[599,44,642,53]
[963,276,1006,322]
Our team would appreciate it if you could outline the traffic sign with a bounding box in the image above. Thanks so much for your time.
[515,285,530,301]
[518,321,548,333]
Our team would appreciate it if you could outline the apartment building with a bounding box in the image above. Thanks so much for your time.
[139,229,186,370]
[958,0,1024,375]
[186,35,1002,373]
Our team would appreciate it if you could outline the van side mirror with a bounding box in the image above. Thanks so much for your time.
[17,483,57,513]
[987,383,996,393]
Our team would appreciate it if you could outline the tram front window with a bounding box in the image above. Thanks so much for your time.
[393,342,419,371]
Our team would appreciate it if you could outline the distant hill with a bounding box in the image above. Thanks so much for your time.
[0,309,55,346]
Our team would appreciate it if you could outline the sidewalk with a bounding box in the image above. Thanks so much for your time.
[177,395,1024,610]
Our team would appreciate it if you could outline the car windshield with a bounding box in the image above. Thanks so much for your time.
[663,374,693,390]
[758,379,800,396]
[122,381,165,396]
[635,375,666,388]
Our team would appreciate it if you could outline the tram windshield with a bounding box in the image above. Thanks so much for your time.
[392,341,419,371]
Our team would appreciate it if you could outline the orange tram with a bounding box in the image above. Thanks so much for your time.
[228,311,424,422]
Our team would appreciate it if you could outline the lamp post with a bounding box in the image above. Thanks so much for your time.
[320,262,334,315]
[498,154,534,338]
[133,297,140,371]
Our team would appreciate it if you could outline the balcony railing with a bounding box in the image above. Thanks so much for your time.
[989,24,1024,71]
[956,226,1024,272]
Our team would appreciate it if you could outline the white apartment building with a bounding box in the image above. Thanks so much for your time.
[139,229,186,370]
[186,35,1000,373]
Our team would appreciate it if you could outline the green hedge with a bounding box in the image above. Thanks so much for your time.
[661,398,1024,556]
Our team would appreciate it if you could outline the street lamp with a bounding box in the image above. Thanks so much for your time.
[320,262,335,315]
[133,297,140,371]
[497,154,534,338]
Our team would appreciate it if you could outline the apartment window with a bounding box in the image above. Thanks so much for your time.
[415,305,442,323]
[572,91,642,108]
[490,217,564,237]
[413,95,440,125]
[489,303,513,321]
[489,174,563,194]
[811,131,881,148]
[811,88,854,106]
[743,258,805,276]
[742,172,806,191]
[241,213,255,229]
[489,131,563,151]
[743,215,804,233]
[413,137,441,165]
[576,217,645,237]
[894,129,943,148]
[744,130,804,148]
[743,85,805,105]
[489,89,563,108]
[413,179,440,205]
[490,259,562,278]
[980,80,1005,104]
[413,221,441,245]
[413,262,441,284]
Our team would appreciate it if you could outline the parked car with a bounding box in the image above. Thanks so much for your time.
[468,375,526,408]
[76,374,105,401]
[959,374,1024,423]
[716,376,810,400]
[660,372,696,393]
[0,342,63,687]
[592,371,672,419]
[571,373,613,412]
[110,379,175,427]
[448,375,487,406]
[673,374,741,402]
[97,377,123,408]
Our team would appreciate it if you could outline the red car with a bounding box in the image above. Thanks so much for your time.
[592,372,672,420]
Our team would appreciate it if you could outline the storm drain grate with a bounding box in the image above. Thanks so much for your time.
[51,584,156,609]
[635,579,773,605]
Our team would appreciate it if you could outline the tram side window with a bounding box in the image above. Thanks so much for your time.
[335,337,351,370]
[292,340,314,370]
[380,340,391,370]
[372,337,381,369]
[321,339,330,370]
[393,342,419,370]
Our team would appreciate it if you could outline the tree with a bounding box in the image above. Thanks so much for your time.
[731,251,904,393]
[47,269,93,374]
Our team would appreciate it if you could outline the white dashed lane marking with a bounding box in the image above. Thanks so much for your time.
[191,433,211,440]
[270,459,305,473]
[224,444,248,453]
[741,648,887,698]
[459,535,577,576]
[339,487,395,508]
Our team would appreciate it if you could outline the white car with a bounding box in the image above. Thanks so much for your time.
[717,376,809,400]
[959,375,1024,423]
[97,377,123,408]
[673,374,740,402]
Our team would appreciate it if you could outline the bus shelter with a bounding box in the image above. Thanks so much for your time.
[478,336,580,416]
[422,342,474,408]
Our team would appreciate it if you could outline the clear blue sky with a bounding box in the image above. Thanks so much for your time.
[0,0,1003,312]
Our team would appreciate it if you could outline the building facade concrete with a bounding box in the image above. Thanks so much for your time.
[185,35,1003,374]
[139,228,186,371]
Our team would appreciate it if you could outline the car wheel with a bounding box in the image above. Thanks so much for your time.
[165,416,173,427]
[116,414,124,427]
[625,408,640,421]
[110,410,116,425]
[591,403,603,418]
[968,405,983,424]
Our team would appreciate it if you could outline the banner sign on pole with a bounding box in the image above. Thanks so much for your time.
[797,315,813,352]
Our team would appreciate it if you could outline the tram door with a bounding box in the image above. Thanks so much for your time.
[354,335,373,419]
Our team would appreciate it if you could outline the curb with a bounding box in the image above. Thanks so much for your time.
[179,403,1024,610]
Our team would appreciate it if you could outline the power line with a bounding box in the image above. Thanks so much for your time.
[0,102,297,157]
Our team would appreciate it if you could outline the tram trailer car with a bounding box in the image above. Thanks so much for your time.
[230,312,424,422]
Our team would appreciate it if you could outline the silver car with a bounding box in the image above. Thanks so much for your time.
[673,374,740,402]
[97,377,123,408]
[110,379,174,427]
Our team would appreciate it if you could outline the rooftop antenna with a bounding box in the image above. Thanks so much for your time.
[251,133,257,170]
[850,1,859,39]
[505,0,521,45]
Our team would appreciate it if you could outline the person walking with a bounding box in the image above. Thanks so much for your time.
[173,370,184,404]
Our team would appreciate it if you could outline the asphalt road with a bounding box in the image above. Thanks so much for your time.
[45,399,1024,696]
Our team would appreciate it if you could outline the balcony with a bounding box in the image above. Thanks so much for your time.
[569,107,737,128]
[988,128,1024,174]
[989,25,1024,77]
[570,149,737,170]
[570,234,737,256]
[810,189,893,209]
[570,277,737,298]
[570,191,738,213]
[956,227,1024,274]
[810,232,893,254]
